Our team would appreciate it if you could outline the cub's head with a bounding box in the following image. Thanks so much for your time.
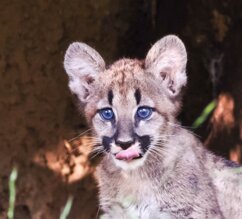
[64,35,187,170]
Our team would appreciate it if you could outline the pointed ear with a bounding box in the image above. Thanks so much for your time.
[145,35,187,97]
[64,42,105,102]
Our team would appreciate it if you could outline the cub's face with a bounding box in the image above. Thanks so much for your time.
[64,35,187,170]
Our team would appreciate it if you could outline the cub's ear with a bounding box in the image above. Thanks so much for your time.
[145,35,187,97]
[64,42,105,102]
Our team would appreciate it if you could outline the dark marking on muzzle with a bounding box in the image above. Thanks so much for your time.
[102,136,112,152]
[102,133,151,155]
[136,134,151,153]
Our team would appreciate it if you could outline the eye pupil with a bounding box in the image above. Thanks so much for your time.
[100,108,114,120]
[137,107,152,119]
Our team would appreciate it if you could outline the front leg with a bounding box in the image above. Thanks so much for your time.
[101,211,174,219]
[100,201,139,219]
[100,200,175,219]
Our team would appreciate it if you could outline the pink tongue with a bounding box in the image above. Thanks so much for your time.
[115,148,140,161]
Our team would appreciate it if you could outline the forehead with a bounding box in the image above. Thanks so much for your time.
[95,59,155,94]
[93,59,158,107]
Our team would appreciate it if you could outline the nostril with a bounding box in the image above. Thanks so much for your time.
[116,140,135,150]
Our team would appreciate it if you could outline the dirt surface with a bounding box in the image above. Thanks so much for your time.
[0,1,242,219]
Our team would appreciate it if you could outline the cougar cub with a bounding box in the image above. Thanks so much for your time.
[64,35,242,219]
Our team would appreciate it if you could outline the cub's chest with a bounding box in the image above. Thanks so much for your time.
[114,173,161,217]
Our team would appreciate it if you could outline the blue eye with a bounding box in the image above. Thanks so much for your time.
[136,107,153,119]
[99,108,115,121]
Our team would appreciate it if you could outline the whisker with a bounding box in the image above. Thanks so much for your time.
[89,150,105,160]
[147,149,163,162]
[65,141,101,157]
[68,128,93,142]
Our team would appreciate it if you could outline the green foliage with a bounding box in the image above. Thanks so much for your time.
[59,196,73,219]
[6,167,74,219]
[192,100,217,129]
[7,167,18,219]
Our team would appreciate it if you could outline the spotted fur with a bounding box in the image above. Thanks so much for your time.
[64,35,242,219]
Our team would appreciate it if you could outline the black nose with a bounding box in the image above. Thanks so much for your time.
[116,140,135,150]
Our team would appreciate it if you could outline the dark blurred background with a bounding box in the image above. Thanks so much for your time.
[0,0,242,218]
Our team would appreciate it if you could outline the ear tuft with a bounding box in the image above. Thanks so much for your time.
[145,35,187,96]
[64,42,105,102]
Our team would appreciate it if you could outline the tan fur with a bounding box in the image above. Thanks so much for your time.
[64,35,242,219]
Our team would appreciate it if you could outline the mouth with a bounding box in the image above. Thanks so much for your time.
[114,147,143,162]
